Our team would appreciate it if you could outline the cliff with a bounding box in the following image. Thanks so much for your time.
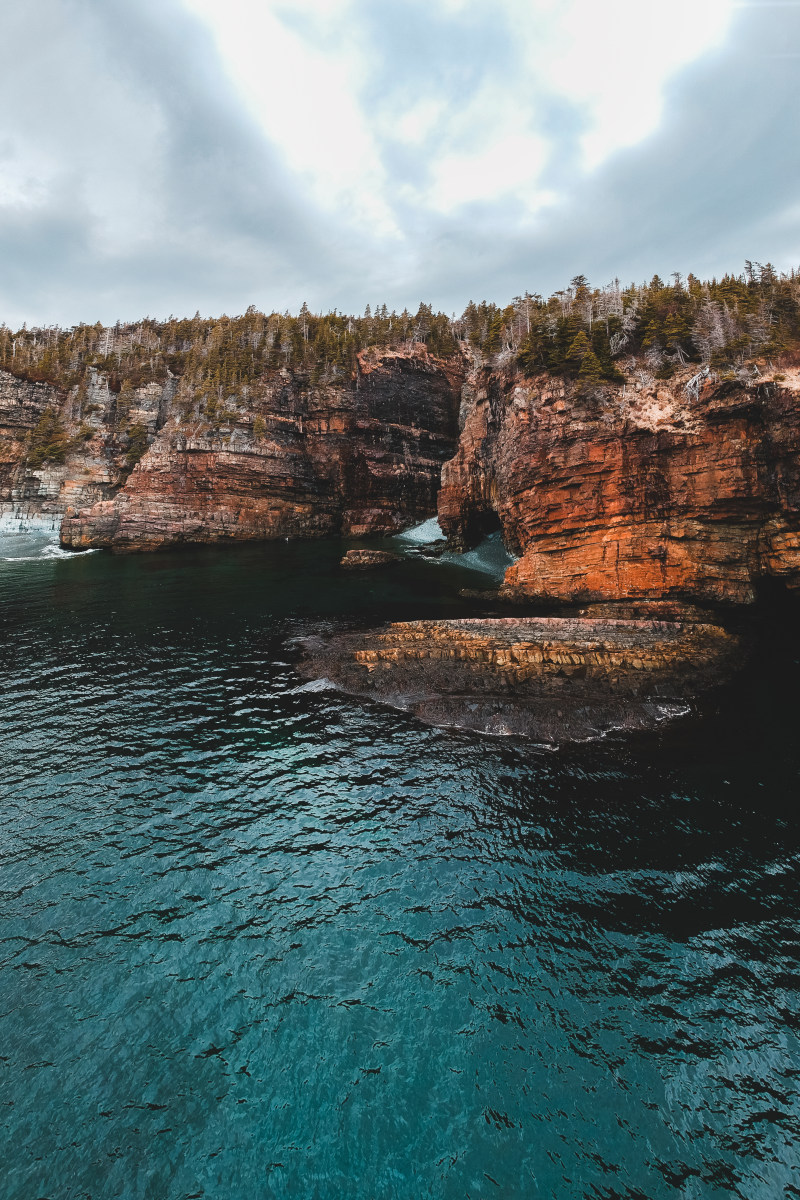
[0,348,463,549]
[6,347,800,608]
[0,367,150,524]
[3,270,799,599]
[59,347,461,551]
[438,363,800,606]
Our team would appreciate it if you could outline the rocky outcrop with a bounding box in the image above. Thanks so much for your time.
[0,367,175,524]
[60,347,462,551]
[298,612,740,742]
[7,332,800,610]
[340,549,400,569]
[438,364,800,606]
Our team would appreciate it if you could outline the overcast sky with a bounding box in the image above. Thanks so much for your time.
[1,0,798,326]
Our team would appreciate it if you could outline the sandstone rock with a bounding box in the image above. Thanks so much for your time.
[60,347,462,551]
[0,368,164,524]
[439,367,800,606]
[340,549,400,569]
[297,614,740,743]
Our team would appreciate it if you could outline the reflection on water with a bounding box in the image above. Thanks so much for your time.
[1,529,799,1199]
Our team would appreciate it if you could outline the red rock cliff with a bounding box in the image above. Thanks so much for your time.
[59,346,463,551]
[0,367,142,523]
[438,362,800,606]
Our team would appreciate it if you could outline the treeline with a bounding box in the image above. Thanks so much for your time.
[0,303,459,400]
[508,262,800,381]
[1,263,798,401]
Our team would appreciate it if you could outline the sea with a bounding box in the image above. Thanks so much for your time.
[1,518,799,1199]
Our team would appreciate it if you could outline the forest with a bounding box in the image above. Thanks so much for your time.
[1,263,798,406]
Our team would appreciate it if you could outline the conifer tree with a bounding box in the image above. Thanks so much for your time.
[579,347,603,381]
[566,330,593,366]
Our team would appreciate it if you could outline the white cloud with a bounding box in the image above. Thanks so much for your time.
[181,0,734,232]
[3,0,789,325]
[181,0,398,234]
[427,135,550,213]
[2,1,167,251]
[0,144,52,209]
[539,0,735,167]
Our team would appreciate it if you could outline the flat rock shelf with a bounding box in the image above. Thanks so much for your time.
[298,614,741,743]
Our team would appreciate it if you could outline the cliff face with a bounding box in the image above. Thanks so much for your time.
[438,364,800,606]
[23,346,463,550]
[0,368,161,524]
[6,333,800,609]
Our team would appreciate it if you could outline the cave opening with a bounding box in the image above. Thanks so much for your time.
[464,507,504,550]
[754,574,800,622]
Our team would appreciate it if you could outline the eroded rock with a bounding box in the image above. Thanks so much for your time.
[297,614,741,743]
[438,367,800,606]
[340,549,400,569]
[60,347,463,551]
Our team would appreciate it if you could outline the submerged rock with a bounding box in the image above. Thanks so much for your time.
[340,549,400,569]
[297,614,740,743]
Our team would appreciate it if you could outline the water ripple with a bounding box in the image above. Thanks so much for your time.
[2,536,800,1197]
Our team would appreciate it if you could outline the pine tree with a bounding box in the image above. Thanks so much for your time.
[566,330,592,366]
[27,407,70,468]
[579,347,603,381]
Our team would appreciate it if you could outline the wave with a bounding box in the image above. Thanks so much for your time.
[2,544,100,562]
[441,531,516,578]
[394,516,515,580]
[394,516,445,544]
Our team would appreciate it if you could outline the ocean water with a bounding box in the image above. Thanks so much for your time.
[1,526,800,1200]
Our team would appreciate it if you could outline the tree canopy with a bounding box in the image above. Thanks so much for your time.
[2,263,797,407]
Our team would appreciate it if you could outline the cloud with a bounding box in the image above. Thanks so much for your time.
[0,0,796,325]
[0,0,336,324]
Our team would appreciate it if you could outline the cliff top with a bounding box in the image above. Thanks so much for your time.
[1,263,798,407]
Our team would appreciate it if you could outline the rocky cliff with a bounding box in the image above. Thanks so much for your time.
[4,308,800,609]
[0,367,177,526]
[0,347,463,549]
[438,362,800,606]
[58,346,461,551]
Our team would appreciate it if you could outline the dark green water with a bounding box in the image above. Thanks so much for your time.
[2,530,800,1200]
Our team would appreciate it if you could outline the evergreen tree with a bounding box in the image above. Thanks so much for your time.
[566,330,593,366]
[579,347,603,381]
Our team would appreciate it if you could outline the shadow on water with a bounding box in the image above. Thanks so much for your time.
[1,531,799,1199]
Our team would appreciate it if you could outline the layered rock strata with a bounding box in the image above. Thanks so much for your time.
[298,613,740,742]
[7,339,800,612]
[438,365,800,606]
[340,549,400,569]
[0,368,177,524]
[60,347,462,551]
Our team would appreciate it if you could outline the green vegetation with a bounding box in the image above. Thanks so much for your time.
[124,422,149,471]
[2,262,798,411]
[27,407,72,468]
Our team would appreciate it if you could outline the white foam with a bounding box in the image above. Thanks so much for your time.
[288,678,337,693]
[394,517,516,580]
[394,516,444,544]
[2,545,99,562]
[441,532,516,579]
[0,512,99,563]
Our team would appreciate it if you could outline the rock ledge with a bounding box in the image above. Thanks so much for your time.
[298,614,739,743]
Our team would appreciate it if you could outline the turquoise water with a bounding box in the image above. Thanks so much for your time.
[1,531,800,1199]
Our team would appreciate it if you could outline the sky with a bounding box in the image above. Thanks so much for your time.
[1,0,799,326]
